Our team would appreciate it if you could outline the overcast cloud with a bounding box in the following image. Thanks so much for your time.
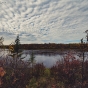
[0,0,88,44]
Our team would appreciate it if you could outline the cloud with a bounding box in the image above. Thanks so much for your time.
[0,0,88,44]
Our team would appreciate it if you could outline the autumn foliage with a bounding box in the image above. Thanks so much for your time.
[0,51,88,88]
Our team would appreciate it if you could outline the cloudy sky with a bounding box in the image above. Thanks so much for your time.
[0,0,88,45]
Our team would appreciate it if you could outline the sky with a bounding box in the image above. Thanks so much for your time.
[0,0,88,45]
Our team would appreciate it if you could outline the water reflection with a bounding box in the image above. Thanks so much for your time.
[24,54,63,68]
[22,50,80,68]
[0,49,88,68]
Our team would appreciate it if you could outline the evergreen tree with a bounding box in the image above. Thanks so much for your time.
[28,52,36,75]
[9,35,27,68]
[14,35,20,54]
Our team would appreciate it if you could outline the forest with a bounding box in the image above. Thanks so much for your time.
[2,43,88,51]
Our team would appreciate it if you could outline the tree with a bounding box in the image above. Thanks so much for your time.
[14,35,20,54]
[81,38,83,44]
[0,37,5,58]
[9,35,26,68]
[28,52,36,75]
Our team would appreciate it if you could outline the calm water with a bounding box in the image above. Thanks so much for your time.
[0,49,88,68]
[22,50,88,68]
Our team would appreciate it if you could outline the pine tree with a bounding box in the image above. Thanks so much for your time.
[28,52,36,75]
[9,35,27,68]
[14,35,20,54]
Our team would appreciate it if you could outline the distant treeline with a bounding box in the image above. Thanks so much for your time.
[1,43,88,50]
[17,43,88,50]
